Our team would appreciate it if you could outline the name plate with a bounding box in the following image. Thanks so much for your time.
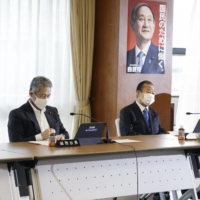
[55,139,80,147]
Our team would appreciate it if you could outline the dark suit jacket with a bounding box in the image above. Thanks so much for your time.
[120,101,166,136]
[127,43,164,74]
[8,101,69,142]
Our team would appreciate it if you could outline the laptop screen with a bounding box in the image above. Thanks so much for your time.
[193,119,200,133]
[74,122,106,145]
[75,122,106,138]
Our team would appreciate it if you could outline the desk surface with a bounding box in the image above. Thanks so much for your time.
[0,149,33,162]
[1,134,200,159]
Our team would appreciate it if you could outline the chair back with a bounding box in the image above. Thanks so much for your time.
[115,118,121,136]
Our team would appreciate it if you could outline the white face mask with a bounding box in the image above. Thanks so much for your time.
[140,93,155,106]
[33,94,48,110]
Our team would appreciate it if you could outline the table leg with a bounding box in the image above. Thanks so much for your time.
[171,191,178,200]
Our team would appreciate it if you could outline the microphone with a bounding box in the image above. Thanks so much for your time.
[70,112,114,144]
[186,112,200,115]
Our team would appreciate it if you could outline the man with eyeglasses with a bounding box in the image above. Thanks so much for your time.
[8,76,69,142]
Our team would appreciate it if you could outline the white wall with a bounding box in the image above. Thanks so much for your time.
[171,0,195,130]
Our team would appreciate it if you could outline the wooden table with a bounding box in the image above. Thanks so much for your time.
[0,147,33,200]
[1,135,200,200]
[1,134,200,158]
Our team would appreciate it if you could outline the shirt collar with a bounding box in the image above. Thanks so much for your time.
[135,41,151,57]
[136,100,148,113]
[29,100,46,113]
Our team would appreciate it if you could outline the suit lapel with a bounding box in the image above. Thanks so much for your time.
[24,101,41,133]
[132,47,136,64]
[148,109,154,133]
[142,43,157,73]
[133,102,150,133]
[45,107,57,131]
[127,48,136,65]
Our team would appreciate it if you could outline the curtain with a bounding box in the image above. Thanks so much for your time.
[176,0,200,132]
[70,0,95,137]
[0,0,74,142]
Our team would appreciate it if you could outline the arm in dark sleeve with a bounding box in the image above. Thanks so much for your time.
[120,108,137,136]
[58,118,69,139]
[52,108,69,139]
[153,110,166,134]
[8,110,36,142]
[158,121,166,134]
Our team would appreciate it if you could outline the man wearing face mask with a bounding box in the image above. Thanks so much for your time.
[120,80,166,136]
[8,76,69,142]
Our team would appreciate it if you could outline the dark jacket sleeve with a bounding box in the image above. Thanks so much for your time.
[8,110,36,142]
[48,107,69,139]
[120,107,137,136]
[151,109,166,134]
[159,126,166,134]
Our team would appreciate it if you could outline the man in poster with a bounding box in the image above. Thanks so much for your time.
[127,3,165,74]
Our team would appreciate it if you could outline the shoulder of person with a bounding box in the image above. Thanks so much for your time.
[149,107,159,115]
[9,102,29,116]
[150,42,158,50]
[120,102,136,112]
[150,42,164,52]
[46,105,58,113]
[127,47,135,55]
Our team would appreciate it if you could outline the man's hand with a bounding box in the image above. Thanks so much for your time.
[41,128,55,140]
[56,134,65,140]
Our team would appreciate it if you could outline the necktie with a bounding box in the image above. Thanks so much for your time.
[143,108,151,131]
[137,51,145,67]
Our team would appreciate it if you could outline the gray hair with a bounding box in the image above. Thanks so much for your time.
[29,76,53,93]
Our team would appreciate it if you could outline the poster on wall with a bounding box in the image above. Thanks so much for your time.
[126,0,167,74]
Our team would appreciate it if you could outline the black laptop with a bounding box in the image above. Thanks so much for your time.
[74,122,106,145]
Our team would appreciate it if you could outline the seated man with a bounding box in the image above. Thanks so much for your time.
[7,76,69,196]
[8,76,69,142]
[120,80,168,200]
[120,80,166,136]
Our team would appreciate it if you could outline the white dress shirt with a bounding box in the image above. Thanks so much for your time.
[29,100,50,141]
[135,41,151,65]
[136,100,149,114]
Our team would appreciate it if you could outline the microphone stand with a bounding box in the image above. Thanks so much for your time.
[70,113,114,144]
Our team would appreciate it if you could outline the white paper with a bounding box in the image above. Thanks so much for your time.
[185,133,200,139]
[28,141,49,146]
[114,139,141,143]
[168,131,178,136]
